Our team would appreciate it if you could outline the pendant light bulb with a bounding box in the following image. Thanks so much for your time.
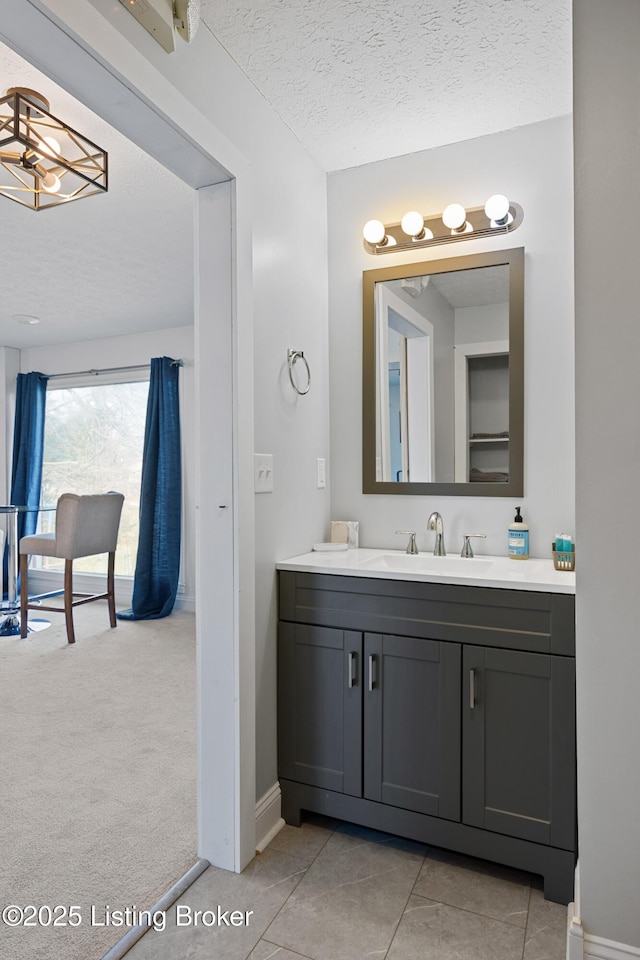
[37,136,61,160]
[41,171,61,194]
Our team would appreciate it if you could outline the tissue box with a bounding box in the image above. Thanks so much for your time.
[331,520,359,549]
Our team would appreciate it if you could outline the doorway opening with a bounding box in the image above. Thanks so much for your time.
[0,7,251,951]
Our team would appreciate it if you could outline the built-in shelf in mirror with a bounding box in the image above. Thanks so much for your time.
[362,247,524,497]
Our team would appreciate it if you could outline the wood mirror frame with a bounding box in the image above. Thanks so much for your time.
[362,247,524,496]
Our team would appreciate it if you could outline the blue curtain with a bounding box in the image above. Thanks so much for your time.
[2,372,48,598]
[118,357,181,620]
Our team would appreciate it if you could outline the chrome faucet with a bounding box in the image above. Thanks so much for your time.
[427,512,446,556]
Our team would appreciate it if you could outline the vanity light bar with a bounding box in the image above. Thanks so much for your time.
[362,198,524,255]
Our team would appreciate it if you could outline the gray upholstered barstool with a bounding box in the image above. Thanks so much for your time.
[19,492,124,644]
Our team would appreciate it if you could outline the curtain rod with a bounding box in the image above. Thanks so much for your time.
[42,359,184,381]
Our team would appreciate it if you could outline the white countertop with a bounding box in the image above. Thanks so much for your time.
[276,547,575,594]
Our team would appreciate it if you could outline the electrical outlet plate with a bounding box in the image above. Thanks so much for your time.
[254,453,274,493]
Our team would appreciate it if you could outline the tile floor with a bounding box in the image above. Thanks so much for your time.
[124,815,568,960]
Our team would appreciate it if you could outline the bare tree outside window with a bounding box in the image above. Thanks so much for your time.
[38,380,149,576]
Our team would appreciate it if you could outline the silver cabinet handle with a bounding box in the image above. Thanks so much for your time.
[368,654,376,691]
[348,652,357,688]
[469,669,476,709]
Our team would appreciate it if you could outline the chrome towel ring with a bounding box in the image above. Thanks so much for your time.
[287,348,311,395]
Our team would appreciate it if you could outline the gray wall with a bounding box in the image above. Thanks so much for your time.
[455,302,509,345]
[574,0,640,948]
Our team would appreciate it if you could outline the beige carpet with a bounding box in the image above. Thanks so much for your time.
[0,603,196,960]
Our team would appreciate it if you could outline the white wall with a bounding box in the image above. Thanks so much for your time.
[574,0,640,950]
[0,347,20,503]
[6,0,330,812]
[18,326,196,609]
[328,117,574,559]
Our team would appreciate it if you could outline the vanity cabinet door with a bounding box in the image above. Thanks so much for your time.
[278,622,363,797]
[463,646,576,849]
[364,633,461,820]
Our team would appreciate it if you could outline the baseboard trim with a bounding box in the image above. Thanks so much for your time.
[28,571,133,607]
[567,919,640,960]
[174,594,195,613]
[568,916,585,960]
[255,782,285,853]
[27,573,195,615]
[584,936,640,960]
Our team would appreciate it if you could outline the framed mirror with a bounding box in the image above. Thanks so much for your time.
[363,247,524,496]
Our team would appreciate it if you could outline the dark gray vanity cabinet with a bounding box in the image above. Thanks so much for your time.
[278,571,576,903]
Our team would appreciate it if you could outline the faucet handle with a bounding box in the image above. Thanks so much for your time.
[461,534,487,558]
[396,530,419,555]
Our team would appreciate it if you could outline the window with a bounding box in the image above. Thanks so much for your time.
[38,379,149,576]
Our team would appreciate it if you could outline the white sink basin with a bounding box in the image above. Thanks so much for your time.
[357,553,495,575]
[277,548,575,594]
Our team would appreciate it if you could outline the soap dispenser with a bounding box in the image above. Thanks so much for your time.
[508,506,529,560]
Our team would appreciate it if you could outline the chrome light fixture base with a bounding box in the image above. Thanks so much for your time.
[363,202,523,255]
[0,88,108,211]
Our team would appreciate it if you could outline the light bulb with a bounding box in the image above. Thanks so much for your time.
[485,194,511,226]
[41,171,61,194]
[363,219,387,245]
[442,203,467,230]
[401,211,424,238]
[37,136,61,160]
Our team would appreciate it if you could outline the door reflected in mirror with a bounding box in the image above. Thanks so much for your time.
[363,248,523,497]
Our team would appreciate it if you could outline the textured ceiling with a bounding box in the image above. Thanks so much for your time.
[431,265,508,308]
[0,43,194,350]
[1,1,572,349]
[200,0,572,171]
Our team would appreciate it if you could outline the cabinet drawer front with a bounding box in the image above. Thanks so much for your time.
[280,571,575,655]
[364,633,461,821]
[463,647,576,849]
[278,623,362,796]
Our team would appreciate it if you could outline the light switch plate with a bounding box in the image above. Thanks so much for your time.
[254,453,274,493]
[317,457,326,488]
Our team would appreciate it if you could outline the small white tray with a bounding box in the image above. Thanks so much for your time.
[312,542,348,552]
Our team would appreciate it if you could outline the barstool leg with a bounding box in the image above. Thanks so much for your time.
[20,554,28,639]
[107,551,117,628]
[64,559,76,644]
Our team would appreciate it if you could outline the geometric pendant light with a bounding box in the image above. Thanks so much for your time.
[0,87,108,211]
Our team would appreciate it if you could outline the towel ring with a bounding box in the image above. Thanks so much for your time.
[287,348,311,395]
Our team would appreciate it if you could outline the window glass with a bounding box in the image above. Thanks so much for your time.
[39,380,149,576]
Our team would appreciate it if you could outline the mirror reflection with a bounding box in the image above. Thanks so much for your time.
[363,248,523,497]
